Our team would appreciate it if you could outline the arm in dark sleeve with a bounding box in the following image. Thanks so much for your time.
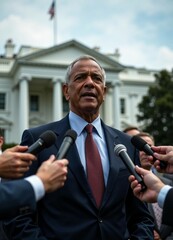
[162,188,173,227]
[0,180,36,219]
[3,129,47,240]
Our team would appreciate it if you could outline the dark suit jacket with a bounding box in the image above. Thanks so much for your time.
[0,180,36,219]
[148,175,173,239]
[162,188,173,227]
[4,115,154,240]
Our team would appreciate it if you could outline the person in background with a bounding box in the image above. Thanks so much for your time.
[137,132,173,240]
[123,126,141,136]
[4,55,154,240]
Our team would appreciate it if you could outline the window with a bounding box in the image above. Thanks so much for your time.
[0,93,6,110]
[30,95,39,112]
[120,98,126,114]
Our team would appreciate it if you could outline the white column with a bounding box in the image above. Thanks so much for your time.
[52,78,63,121]
[19,75,31,138]
[112,80,121,130]
[129,93,138,125]
[103,85,113,125]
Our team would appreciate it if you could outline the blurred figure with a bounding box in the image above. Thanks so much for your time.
[123,126,140,136]
[137,132,173,240]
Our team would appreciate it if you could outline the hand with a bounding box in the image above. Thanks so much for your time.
[152,146,173,173]
[0,145,36,178]
[36,155,68,193]
[128,166,165,203]
[154,230,161,240]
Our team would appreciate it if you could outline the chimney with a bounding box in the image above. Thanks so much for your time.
[5,39,15,58]
[107,48,121,62]
[114,48,120,62]
[93,46,100,52]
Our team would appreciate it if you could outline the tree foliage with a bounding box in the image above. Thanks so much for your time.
[137,69,173,145]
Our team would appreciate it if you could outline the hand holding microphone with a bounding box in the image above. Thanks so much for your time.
[0,131,57,179]
[26,130,57,155]
[131,135,167,169]
[114,144,146,191]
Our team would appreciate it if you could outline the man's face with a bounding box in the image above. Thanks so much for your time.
[139,136,154,170]
[126,129,140,136]
[63,59,107,119]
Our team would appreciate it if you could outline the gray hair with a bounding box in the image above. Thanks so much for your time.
[65,55,106,84]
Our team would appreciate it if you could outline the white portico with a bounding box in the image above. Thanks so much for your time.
[0,39,157,144]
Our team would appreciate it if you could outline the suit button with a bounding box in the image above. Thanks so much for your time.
[98,218,103,223]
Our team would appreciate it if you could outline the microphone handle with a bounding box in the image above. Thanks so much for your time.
[120,151,146,191]
[145,145,167,169]
[26,139,43,155]
[56,138,73,159]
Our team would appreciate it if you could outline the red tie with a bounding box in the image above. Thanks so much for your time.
[85,124,105,207]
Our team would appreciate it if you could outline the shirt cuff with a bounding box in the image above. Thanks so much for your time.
[25,175,45,201]
[157,185,172,208]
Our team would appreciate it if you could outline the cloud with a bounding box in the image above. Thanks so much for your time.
[0,0,173,71]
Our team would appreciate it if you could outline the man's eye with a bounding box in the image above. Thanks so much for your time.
[74,75,84,81]
[93,75,103,82]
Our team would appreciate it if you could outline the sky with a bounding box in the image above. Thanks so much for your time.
[0,0,173,71]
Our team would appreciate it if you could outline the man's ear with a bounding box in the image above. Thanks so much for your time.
[103,85,107,101]
[63,84,70,101]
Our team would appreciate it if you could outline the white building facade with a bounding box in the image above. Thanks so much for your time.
[0,39,158,144]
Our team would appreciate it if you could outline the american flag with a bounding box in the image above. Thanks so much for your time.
[48,0,55,20]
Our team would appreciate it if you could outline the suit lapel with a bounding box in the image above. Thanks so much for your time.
[54,115,96,206]
[101,124,121,207]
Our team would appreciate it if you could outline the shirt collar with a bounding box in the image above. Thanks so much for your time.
[69,111,102,138]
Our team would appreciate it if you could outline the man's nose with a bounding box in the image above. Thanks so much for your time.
[84,75,95,85]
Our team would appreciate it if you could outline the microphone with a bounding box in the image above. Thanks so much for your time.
[26,130,57,155]
[131,135,167,169]
[56,129,77,159]
[114,144,146,191]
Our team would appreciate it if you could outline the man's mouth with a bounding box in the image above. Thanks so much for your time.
[81,92,97,98]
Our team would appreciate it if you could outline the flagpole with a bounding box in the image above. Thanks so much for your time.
[53,0,57,45]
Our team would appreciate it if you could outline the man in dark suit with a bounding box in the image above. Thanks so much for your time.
[4,55,154,239]
[137,132,173,239]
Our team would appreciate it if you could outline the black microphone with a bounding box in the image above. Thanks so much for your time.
[131,135,167,169]
[56,129,77,159]
[114,144,146,191]
[26,130,57,155]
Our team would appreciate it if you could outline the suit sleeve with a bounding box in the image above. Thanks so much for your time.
[0,180,36,219]
[3,129,48,240]
[162,188,173,227]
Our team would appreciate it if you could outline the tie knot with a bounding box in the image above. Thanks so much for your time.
[85,124,93,134]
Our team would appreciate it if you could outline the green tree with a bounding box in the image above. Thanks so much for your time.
[137,69,173,145]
